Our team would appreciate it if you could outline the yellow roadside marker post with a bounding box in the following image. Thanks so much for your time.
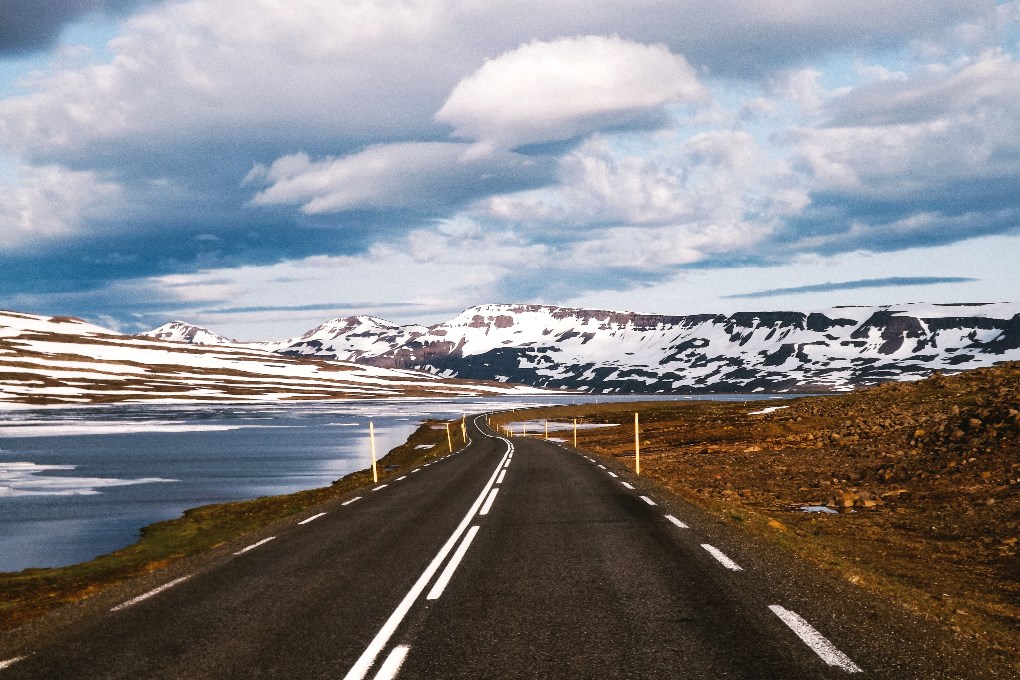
[446,423,453,453]
[370,421,378,484]
[634,412,641,476]
[573,419,577,448]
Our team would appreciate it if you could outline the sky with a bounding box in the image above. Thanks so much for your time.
[0,1,1018,340]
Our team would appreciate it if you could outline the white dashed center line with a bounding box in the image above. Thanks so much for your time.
[298,512,327,525]
[621,482,635,489]
[372,484,388,492]
[0,657,25,670]
[343,443,510,680]
[701,544,743,571]
[664,514,689,529]
[607,471,618,478]
[234,536,276,555]
[373,645,411,680]
[342,496,362,506]
[410,469,420,474]
[496,470,506,484]
[597,464,607,469]
[769,605,862,673]
[396,475,407,481]
[640,495,656,506]
[479,488,500,515]
[111,575,191,611]
[426,525,481,600]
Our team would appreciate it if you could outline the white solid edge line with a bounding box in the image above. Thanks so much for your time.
[342,443,510,680]
[607,471,618,478]
[769,605,863,673]
[372,484,388,491]
[111,575,191,611]
[640,495,656,506]
[479,488,500,516]
[496,470,506,484]
[0,657,25,670]
[621,482,635,489]
[426,525,481,600]
[342,496,362,506]
[234,536,276,556]
[665,514,689,529]
[372,645,411,680]
[299,512,327,525]
[701,543,743,571]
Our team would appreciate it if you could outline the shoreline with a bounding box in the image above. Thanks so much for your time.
[0,417,465,637]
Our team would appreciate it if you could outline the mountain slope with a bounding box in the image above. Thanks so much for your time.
[247,302,1020,393]
[143,321,237,346]
[0,310,542,406]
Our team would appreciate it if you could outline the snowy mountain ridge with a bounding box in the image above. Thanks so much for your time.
[0,310,543,406]
[145,302,1020,393]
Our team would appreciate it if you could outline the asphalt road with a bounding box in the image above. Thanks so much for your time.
[0,415,1006,678]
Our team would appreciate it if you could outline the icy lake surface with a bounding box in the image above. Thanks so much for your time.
[0,394,792,571]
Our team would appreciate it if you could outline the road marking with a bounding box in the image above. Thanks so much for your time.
[111,575,191,611]
[701,544,743,571]
[235,536,276,555]
[343,443,510,680]
[665,514,689,529]
[299,512,327,525]
[640,495,656,506]
[427,525,480,600]
[373,645,411,680]
[0,657,25,670]
[479,488,500,515]
[372,484,388,491]
[503,459,511,469]
[410,469,420,474]
[342,496,362,506]
[396,475,407,481]
[496,470,506,484]
[607,471,618,478]
[769,605,862,673]
[621,482,635,489]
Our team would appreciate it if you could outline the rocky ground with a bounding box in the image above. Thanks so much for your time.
[493,363,1020,670]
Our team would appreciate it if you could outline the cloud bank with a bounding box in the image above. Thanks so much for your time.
[0,0,1015,335]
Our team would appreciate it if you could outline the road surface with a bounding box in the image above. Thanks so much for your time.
[0,415,1003,678]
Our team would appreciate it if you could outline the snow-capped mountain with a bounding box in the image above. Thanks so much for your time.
[199,302,1020,393]
[143,320,237,345]
[0,310,542,406]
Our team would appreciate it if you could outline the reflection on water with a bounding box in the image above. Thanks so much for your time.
[0,393,792,571]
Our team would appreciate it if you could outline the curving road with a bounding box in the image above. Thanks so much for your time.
[0,416,1002,678]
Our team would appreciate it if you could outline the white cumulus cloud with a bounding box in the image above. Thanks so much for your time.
[246,142,551,214]
[435,35,708,151]
[0,164,121,249]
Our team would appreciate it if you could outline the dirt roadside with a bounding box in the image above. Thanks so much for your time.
[491,363,1020,671]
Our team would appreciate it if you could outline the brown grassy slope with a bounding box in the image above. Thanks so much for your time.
[491,362,1020,666]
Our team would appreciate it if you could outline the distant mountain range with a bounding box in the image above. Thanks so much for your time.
[0,310,541,406]
[144,302,1020,393]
